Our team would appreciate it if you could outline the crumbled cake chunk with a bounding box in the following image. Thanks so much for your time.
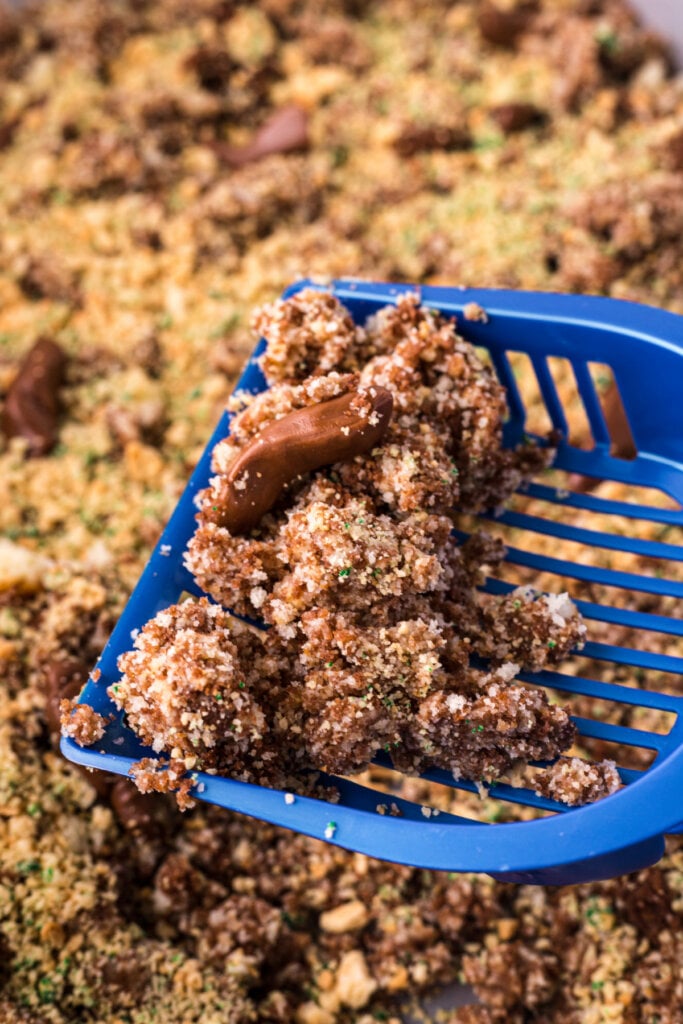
[254,288,360,382]
[59,699,107,746]
[533,756,622,806]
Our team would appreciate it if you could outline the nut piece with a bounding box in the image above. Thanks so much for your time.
[2,336,67,456]
[319,899,369,934]
[334,950,377,1009]
[0,538,52,593]
[207,385,393,535]
[295,1003,336,1024]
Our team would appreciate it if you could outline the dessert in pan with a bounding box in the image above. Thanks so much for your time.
[1,0,683,1020]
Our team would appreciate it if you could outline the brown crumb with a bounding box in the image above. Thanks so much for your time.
[59,699,107,746]
[533,756,622,806]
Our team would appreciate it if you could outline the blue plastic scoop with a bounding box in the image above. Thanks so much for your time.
[62,280,683,886]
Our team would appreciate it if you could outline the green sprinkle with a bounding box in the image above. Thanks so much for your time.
[16,860,40,875]
[595,27,619,53]
[547,639,557,648]
[338,568,351,578]
[513,600,521,609]
[451,467,459,476]
[215,694,223,701]
[591,980,604,991]
[27,803,41,817]
[344,523,350,529]
[38,977,56,1004]
[238,681,245,689]
[326,661,335,668]
[473,133,503,151]
[212,506,219,511]
[357,517,365,525]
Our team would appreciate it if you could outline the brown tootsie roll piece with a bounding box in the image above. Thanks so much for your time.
[205,386,393,535]
[216,105,309,168]
[2,336,67,456]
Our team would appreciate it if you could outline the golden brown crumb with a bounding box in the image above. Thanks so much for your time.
[59,699,107,746]
[532,756,622,806]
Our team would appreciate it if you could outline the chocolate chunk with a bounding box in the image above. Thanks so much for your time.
[2,337,67,456]
[17,255,81,305]
[0,9,20,52]
[490,102,545,134]
[99,951,151,1001]
[615,867,677,945]
[393,123,472,158]
[110,778,176,839]
[132,332,163,377]
[0,114,20,151]
[185,46,235,92]
[43,656,89,740]
[664,128,683,174]
[477,2,533,48]
[217,105,309,167]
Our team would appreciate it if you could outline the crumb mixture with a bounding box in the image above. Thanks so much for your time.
[1,0,683,1021]
[112,290,603,799]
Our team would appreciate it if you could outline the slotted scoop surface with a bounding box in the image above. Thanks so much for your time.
[62,281,683,886]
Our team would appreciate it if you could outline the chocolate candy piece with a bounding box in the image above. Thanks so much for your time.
[207,386,393,535]
[218,105,309,167]
[2,337,67,456]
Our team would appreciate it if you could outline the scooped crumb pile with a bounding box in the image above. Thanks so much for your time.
[108,291,619,806]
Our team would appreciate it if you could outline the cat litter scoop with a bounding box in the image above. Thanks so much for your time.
[62,280,683,886]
